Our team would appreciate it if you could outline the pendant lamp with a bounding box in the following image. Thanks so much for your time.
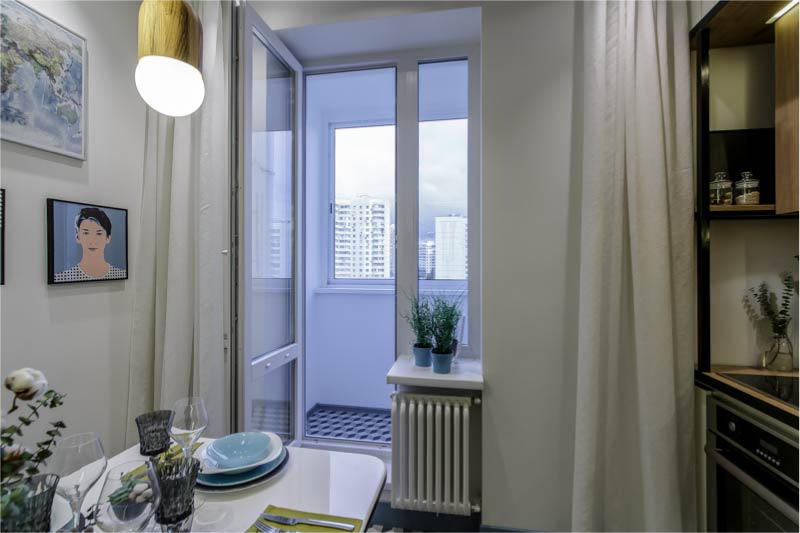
[135,0,204,117]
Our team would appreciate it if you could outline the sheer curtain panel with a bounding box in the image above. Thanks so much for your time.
[571,1,696,530]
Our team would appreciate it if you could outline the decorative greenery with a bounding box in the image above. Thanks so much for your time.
[402,293,433,348]
[431,295,463,355]
[1,370,66,485]
[745,273,797,336]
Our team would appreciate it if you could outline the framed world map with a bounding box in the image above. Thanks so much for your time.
[0,1,86,159]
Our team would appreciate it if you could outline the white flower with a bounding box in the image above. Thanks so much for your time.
[4,368,48,400]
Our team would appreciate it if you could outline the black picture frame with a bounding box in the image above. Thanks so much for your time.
[46,198,128,285]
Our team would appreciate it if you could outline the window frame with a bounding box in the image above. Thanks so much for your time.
[327,119,396,286]
[306,44,481,360]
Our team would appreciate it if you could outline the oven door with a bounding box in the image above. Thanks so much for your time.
[707,436,799,532]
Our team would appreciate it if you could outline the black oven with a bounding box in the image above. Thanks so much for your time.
[707,394,799,531]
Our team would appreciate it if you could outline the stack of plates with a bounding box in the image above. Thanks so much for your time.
[195,432,288,493]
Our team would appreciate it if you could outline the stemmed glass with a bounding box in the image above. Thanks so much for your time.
[169,397,208,458]
[94,460,161,532]
[50,432,107,531]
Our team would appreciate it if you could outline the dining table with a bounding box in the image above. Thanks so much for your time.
[61,438,387,532]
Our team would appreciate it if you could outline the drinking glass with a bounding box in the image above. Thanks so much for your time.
[50,432,107,531]
[152,457,200,533]
[93,460,161,532]
[169,397,208,458]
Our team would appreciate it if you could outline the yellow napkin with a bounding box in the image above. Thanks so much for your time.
[248,505,362,533]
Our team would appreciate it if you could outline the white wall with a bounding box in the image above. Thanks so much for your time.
[710,221,799,368]
[0,1,144,456]
[481,2,580,530]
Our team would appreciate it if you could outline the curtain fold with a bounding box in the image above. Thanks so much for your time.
[125,0,230,444]
[571,1,696,530]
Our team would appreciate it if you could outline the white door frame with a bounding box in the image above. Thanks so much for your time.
[233,1,305,443]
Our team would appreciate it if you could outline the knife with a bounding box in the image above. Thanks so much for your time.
[261,513,355,531]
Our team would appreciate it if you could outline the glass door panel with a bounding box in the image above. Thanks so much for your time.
[238,3,303,439]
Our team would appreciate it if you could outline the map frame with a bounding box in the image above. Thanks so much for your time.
[1,0,87,160]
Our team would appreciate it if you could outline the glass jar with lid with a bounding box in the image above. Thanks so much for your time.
[709,171,733,206]
[734,171,760,205]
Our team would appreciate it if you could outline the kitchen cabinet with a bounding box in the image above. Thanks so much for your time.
[775,5,798,214]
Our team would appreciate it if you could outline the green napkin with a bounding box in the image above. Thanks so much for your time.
[248,505,362,533]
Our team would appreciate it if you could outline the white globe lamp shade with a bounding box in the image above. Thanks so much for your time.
[135,56,205,117]
[137,0,204,117]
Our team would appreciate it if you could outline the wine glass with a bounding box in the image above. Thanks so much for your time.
[169,397,208,458]
[51,432,107,531]
[94,460,161,532]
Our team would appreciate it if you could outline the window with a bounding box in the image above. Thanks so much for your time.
[334,125,396,280]
[419,59,470,343]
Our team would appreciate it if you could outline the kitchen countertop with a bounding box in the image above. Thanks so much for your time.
[696,365,798,424]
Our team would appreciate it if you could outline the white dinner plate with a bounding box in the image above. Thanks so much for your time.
[195,448,289,494]
[194,432,283,475]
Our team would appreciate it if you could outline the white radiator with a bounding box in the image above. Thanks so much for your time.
[391,393,478,516]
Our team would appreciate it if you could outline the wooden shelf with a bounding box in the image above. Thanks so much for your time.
[690,1,789,49]
[710,204,775,212]
[708,204,798,219]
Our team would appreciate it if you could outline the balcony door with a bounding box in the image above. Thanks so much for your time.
[235,3,303,442]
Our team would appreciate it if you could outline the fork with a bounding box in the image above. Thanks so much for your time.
[254,521,281,533]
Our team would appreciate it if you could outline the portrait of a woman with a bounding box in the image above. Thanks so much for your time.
[48,200,128,284]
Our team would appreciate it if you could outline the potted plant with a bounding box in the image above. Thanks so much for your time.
[744,273,797,371]
[1,368,66,532]
[402,293,434,367]
[431,296,462,374]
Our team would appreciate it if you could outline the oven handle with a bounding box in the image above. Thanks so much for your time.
[708,447,799,525]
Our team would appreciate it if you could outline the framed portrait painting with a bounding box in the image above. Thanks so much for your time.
[47,199,127,284]
[0,0,87,159]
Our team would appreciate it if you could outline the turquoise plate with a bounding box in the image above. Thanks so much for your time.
[207,432,271,469]
[197,447,287,488]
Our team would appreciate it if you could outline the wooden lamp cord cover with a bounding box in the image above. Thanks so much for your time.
[138,0,202,70]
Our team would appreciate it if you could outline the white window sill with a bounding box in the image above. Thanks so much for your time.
[386,355,483,391]
[314,286,395,295]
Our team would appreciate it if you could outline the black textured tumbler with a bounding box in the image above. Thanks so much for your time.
[152,457,200,533]
[135,410,175,456]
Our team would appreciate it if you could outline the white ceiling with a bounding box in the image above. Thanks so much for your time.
[260,6,481,63]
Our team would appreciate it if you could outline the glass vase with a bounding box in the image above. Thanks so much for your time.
[762,333,794,372]
[0,474,60,532]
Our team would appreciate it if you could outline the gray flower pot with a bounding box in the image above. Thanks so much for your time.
[432,352,454,374]
[413,345,432,367]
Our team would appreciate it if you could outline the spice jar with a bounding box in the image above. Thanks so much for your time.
[709,172,733,206]
[734,171,760,205]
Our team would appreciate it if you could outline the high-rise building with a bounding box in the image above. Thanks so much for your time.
[435,215,468,280]
[334,196,392,279]
[418,239,436,279]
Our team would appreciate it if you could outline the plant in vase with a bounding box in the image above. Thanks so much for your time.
[402,293,434,367]
[431,295,463,374]
[1,368,66,532]
[744,273,798,371]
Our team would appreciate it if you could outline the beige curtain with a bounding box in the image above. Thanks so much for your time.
[125,1,230,443]
[571,1,696,530]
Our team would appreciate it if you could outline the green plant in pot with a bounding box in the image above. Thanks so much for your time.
[431,296,462,374]
[402,293,434,367]
[1,368,66,532]
[744,273,797,372]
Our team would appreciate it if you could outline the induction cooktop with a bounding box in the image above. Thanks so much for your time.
[720,373,799,409]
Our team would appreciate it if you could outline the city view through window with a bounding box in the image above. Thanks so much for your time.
[333,96,469,281]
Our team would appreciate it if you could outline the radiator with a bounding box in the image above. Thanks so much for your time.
[391,393,478,516]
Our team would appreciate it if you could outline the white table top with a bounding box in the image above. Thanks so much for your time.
[387,355,484,390]
[77,439,386,532]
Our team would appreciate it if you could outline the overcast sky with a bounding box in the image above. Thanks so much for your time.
[335,119,468,237]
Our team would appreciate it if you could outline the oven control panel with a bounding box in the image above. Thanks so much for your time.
[715,404,798,483]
